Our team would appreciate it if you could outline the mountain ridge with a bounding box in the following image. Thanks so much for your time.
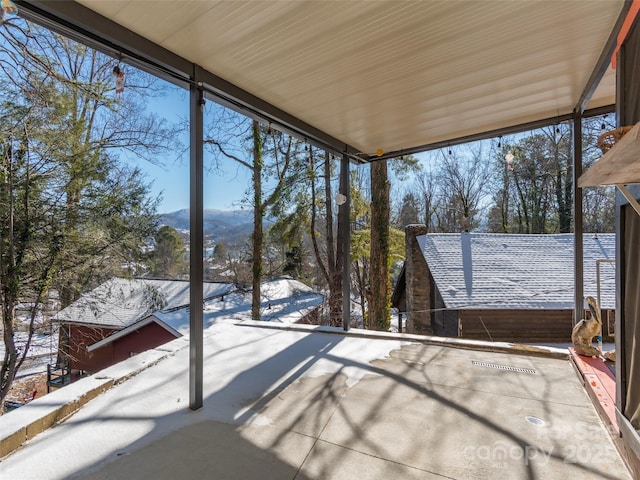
[159,209,269,246]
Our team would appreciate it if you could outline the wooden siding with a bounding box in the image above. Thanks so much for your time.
[66,325,118,373]
[458,309,615,343]
[62,322,177,374]
[111,323,176,364]
[460,309,573,343]
[295,306,321,325]
[432,288,459,337]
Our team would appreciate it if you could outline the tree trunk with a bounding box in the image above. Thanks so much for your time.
[324,153,342,326]
[0,145,18,402]
[251,120,263,321]
[369,160,390,331]
[1,138,21,403]
[559,158,573,233]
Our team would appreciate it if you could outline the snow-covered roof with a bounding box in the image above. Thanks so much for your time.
[158,278,323,331]
[53,278,234,328]
[87,277,324,351]
[418,233,615,310]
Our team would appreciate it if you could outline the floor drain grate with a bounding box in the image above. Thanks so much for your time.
[472,361,536,374]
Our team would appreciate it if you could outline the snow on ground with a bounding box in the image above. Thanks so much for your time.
[0,331,58,365]
[4,373,48,406]
[3,276,323,409]
[0,320,409,478]
[0,332,59,382]
[1,331,58,408]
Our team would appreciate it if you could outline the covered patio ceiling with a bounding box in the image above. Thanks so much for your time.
[20,0,629,162]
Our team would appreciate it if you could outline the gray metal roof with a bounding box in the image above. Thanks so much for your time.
[418,233,615,310]
[53,278,234,328]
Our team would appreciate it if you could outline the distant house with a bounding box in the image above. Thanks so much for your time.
[53,277,323,376]
[52,278,234,376]
[392,228,615,343]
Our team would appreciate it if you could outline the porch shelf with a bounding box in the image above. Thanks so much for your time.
[579,121,640,187]
[569,348,617,432]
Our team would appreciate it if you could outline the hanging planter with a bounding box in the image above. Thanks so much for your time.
[597,126,633,153]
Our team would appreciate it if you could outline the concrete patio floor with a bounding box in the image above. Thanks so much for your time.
[0,321,631,480]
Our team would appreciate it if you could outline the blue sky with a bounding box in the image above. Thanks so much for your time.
[130,147,253,214]
[133,81,517,216]
[132,83,253,214]
[132,78,527,215]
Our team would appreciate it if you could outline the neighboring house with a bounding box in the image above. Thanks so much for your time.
[53,277,323,375]
[52,278,234,376]
[393,228,616,343]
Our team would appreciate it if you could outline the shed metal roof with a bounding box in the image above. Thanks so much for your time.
[418,233,616,310]
[86,277,324,351]
[53,278,234,328]
[21,0,629,160]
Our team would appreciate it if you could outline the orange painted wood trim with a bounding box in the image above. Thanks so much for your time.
[612,0,640,69]
[569,348,618,432]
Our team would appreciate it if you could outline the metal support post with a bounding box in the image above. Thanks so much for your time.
[189,67,204,410]
[573,110,584,324]
[340,153,350,331]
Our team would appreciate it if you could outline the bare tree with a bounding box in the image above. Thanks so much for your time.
[1,20,174,404]
[486,115,614,234]
[305,150,346,325]
[204,112,305,319]
[434,147,492,232]
[415,170,439,232]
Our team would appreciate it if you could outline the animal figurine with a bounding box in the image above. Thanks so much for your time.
[571,296,602,357]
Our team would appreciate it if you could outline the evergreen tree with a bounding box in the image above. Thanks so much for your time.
[213,242,227,262]
[0,19,176,404]
[148,226,187,278]
[393,192,421,229]
[487,118,611,234]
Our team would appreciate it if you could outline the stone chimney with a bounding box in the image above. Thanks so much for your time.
[404,225,433,335]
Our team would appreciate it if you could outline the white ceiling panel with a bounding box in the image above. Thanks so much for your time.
[74,0,625,157]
